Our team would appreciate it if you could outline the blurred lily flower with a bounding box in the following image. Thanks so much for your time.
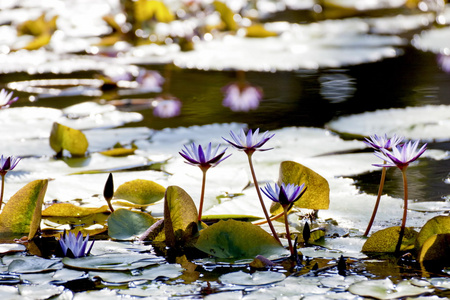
[179,142,230,221]
[437,54,450,73]
[222,83,262,112]
[364,134,404,151]
[59,231,94,258]
[137,70,165,91]
[223,128,275,154]
[374,140,427,170]
[153,97,181,118]
[261,182,305,207]
[0,155,21,175]
[0,89,18,109]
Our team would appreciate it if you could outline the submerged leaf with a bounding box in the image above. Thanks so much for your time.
[195,219,289,260]
[49,122,88,157]
[108,208,157,240]
[0,179,48,240]
[271,161,330,215]
[164,186,199,248]
[114,179,165,205]
[362,226,417,253]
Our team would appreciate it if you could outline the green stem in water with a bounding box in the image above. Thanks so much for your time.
[283,206,294,255]
[364,165,387,236]
[395,168,408,253]
[198,168,208,221]
[247,153,281,244]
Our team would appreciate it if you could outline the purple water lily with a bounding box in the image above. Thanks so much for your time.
[261,182,305,206]
[262,182,305,256]
[0,155,21,208]
[223,128,275,154]
[374,140,427,170]
[0,89,18,109]
[59,231,94,258]
[222,83,262,112]
[153,98,181,118]
[363,134,403,237]
[364,134,404,151]
[179,143,230,221]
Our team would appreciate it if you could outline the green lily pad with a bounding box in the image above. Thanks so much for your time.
[362,226,417,253]
[62,253,164,271]
[348,278,434,299]
[8,257,63,274]
[0,179,48,240]
[415,215,450,251]
[164,186,199,248]
[49,122,88,157]
[195,219,289,260]
[108,208,157,240]
[114,179,165,205]
[418,233,450,264]
[271,161,330,215]
[219,270,285,286]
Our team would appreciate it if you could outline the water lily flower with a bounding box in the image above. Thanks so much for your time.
[59,231,94,258]
[153,98,181,118]
[261,182,306,255]
[137,70,165,91]
[0,155,21,208]
[437,54,450,73]
[0,89,18,109]
[364,134,404,151]
[363,134,403,237]
[374,140,427,170]
[261,182,305,206]
[179,143,230,221]
[373,140,427,252]
[223,128,275,154]
[223,128,280,243]
[222,83,262,112]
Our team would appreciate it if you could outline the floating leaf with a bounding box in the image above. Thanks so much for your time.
[17,14,58,37]
[246,24,278,38]
[362,226,417,253]
[195,219,289,260]
[415,215,450,251]
[219,270,285,286]
[348,278,434,299]
[8,257,62,274]
[108,208,156,240]
[62,253,164,271]
[0,179,48,240]
[49,122,88,157]
[164,186,199,248]
[18,283,64,299]
[23,33,52,51]
[213,1,238,31]
[418,233,450,264]
[100,148,136,157]
[42,203,110,218]
[114,179,165,205]
[134,0,175,23]
[90,264,183,283]
[0,244,26,254]
[271,161,330,215]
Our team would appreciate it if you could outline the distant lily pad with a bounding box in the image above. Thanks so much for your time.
[49,122,88,156]
[114,179,165,205]
[219,270,285,286]
[348,278,434,299]
[8,257,63,274]
[362,226,417,253]
[62,253,164,271]
[90,264,183,283]
[107,209,157,240]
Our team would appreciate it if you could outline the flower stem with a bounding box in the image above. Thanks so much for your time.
[247,153,281,244]
[0,174,4,209]
[283,206,294,255]
[364,165,387,236]
[395,169,408,253]
[198,169,207,221]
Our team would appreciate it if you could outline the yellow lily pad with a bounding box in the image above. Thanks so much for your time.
[418,233,450,264]
[100,148,136,157]
[134,0,175,23]
[271,161,330,215]
[108,208,156,240]
[114,179,165,205]
[362,226,417,253]
[49,122,89,157]
[213,1,238,31]
[415,215,450,251]
[245,24,278,38]
[0,179,48,240]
